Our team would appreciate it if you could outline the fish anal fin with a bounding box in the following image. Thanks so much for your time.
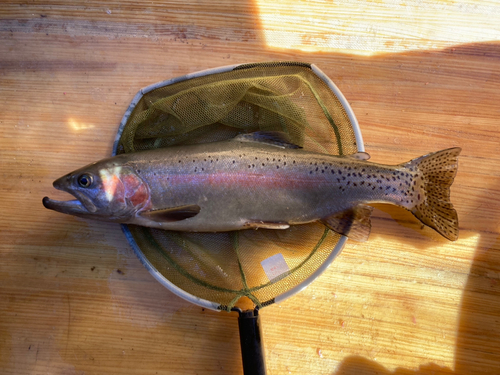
[243,220,290,230]
[141,204,200,222]
[234,131,302,149]
[321,205,373,242]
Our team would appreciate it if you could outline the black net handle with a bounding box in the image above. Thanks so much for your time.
[233,307,266,375]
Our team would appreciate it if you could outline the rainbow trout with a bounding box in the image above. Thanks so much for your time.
[43,132,460,241]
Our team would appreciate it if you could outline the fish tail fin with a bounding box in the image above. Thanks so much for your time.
[406,147,461,241]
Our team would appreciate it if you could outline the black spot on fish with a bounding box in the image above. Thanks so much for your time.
[277,166,280,169]
[331,170,335,174]
[322,170,325,173]
[361,181,364,185]
[233,160,235,164]
[347,181,350,185]
[347,173,351,177]
[338,170,342,175]
[315,167,319,171]
[353,182,357,186]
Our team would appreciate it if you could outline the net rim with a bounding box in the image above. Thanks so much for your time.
[112,62,364,311]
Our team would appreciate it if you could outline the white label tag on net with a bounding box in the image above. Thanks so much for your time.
[261,253,290,281]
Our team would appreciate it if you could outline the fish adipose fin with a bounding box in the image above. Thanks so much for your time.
[234,131,302,149]
[321,204,374,242]
[140,204,200,222]
[347,151,370,161]
[406,147,461,241]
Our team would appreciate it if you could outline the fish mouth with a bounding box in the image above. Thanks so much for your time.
[42,196,92,215]
[43,177,97,215]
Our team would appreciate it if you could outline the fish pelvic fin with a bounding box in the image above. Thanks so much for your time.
[321,204,373,242]
[406,147,461,241]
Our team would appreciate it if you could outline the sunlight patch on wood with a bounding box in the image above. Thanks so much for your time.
[68,118,95,131]
[255,0,500,55]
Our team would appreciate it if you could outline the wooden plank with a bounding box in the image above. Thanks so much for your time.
[1,1,499,374]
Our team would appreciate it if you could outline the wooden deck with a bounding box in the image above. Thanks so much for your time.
[1,1,500,374]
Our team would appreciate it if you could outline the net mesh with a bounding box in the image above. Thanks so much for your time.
[115,62,359,311]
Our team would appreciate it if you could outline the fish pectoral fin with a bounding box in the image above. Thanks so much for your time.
[140,204,201,222]
[321,205,373,242]
[234,131,302,149]
[243,220,290,230]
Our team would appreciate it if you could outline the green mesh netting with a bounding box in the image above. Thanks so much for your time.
[115,62,359,311]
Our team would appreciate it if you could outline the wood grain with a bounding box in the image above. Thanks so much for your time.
[1,1,500,374]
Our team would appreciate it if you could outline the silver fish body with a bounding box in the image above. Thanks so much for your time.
[43,133,461,241]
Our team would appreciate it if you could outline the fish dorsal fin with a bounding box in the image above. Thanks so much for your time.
[234,131,302,149]
[321,204,373,242]
[140,204,200,222]
[347,152,370,161]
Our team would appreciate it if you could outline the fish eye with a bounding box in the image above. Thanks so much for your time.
[77,174,93,188]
